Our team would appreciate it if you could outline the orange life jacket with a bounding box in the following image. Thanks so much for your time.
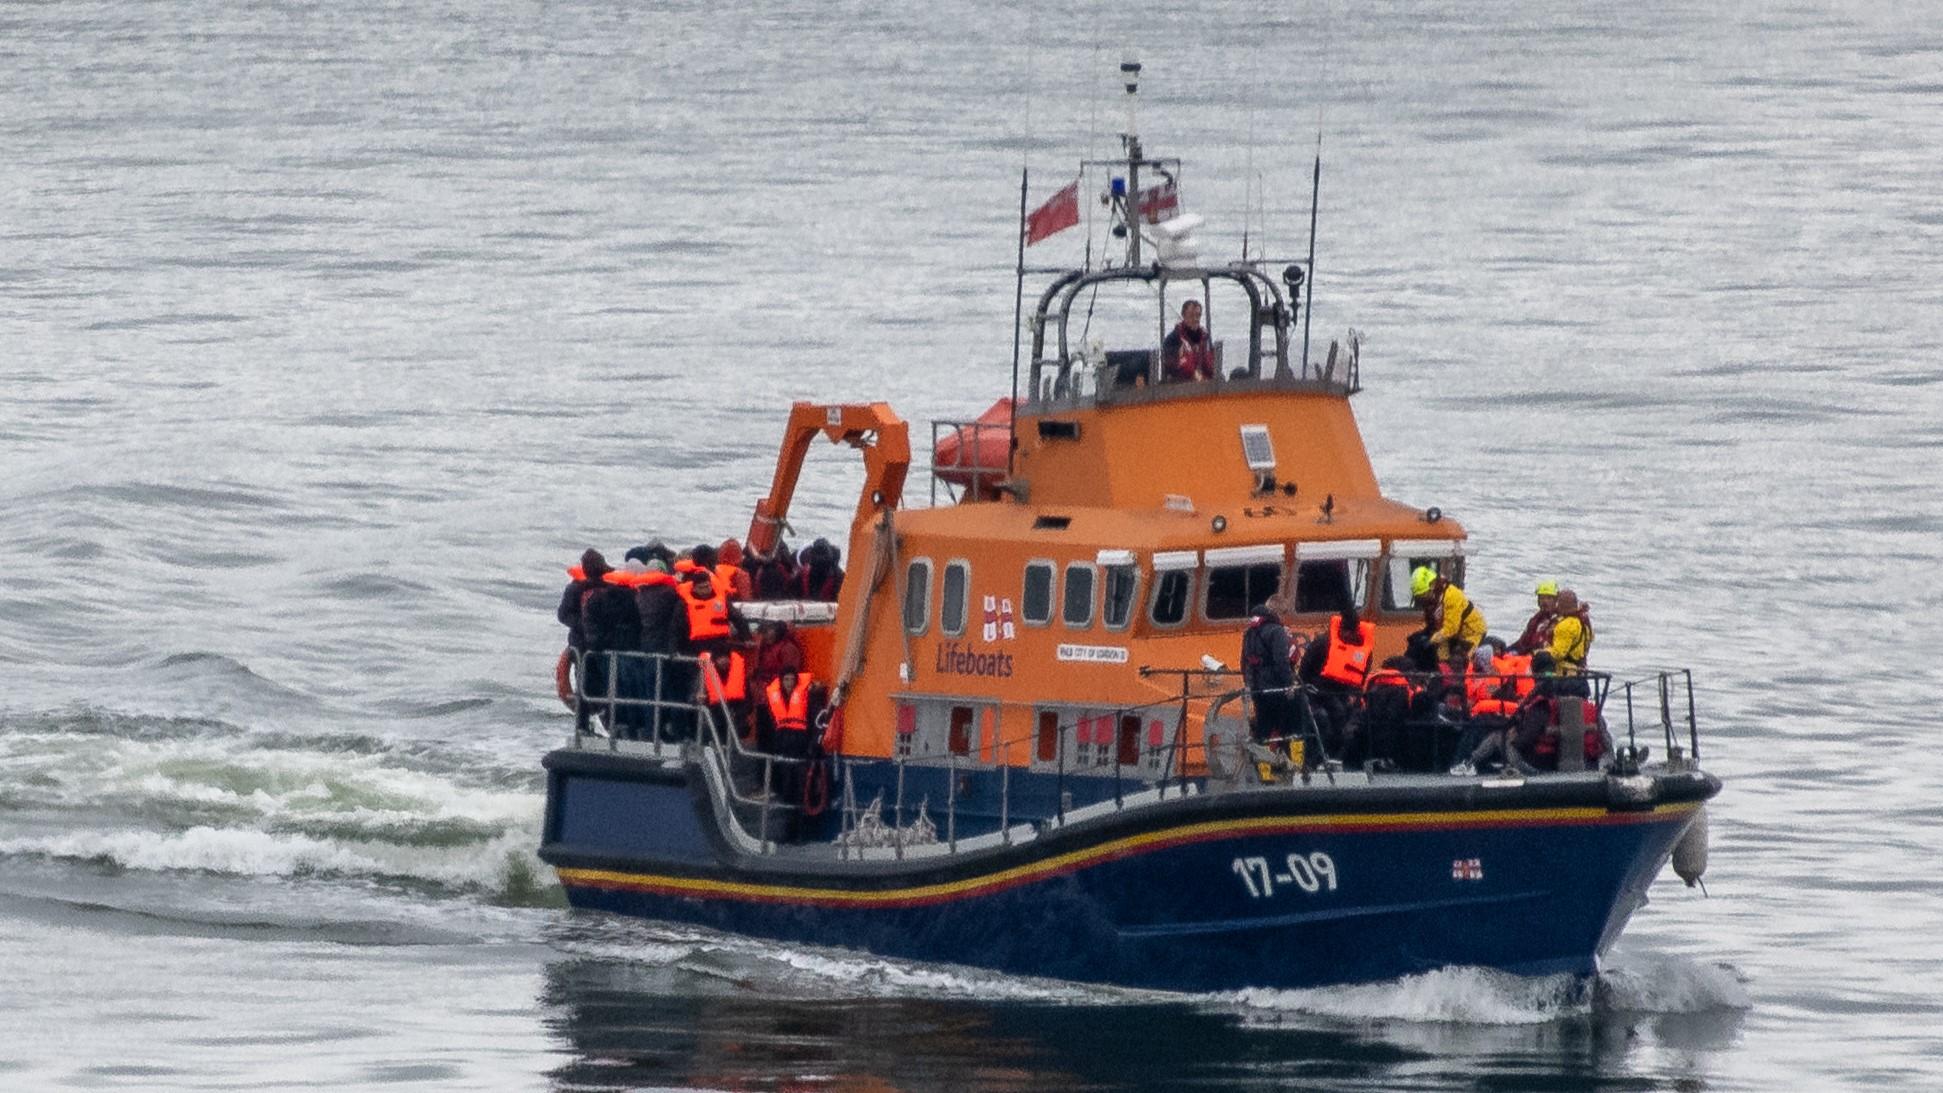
[1492,653,1536,697]
[713,563,742,598]
[1364,667,1417,698]
[703,652,747,704]
[1318,616,1377,687]
[766,675,813,733]
[678,579,731,641]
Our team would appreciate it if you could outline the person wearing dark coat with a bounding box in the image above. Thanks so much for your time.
[556,548,609,653]
[747,540,795,601]
[632,558,690,740]
[1240,603,1297,745]
[560,549,645,735]
[794,538,844,601]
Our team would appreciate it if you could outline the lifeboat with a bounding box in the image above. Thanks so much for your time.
[536,64,1721,993]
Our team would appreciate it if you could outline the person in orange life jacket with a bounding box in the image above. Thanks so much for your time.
[1509,580,1560,655]
[560,550,645,736]
[1450,651,1568,775]
[1298,604,1375,762]
[1161,299,1215,383]
[753,670,827,835]
[751,620,805,696]
[716,539,755,601]
[1359,656,1421,770]
[702,648,752,743]
[629,557,690,741]
[677,566,748,663]
[624,540,676,570]
[794,538,844,601]
[1241,603,1300,747]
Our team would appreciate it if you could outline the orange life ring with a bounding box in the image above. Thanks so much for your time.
[554,648,576,710]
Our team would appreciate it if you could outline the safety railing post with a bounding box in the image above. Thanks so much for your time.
[651,653,665,747]
[894,758,906,861]
[1056,718,1066,824]
[1113,709,1124,810]
[999,758,1011,845]
[760,757,773,855]
[1623,682,1637,756]
[946,750,958,852]
[605,651,619,751]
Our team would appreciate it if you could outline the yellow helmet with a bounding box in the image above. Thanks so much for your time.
[1410,566,1438,598]
[1535,579,1559,597]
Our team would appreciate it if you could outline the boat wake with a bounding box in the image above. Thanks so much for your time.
[1226,953,1749,1025]
[0,704,556,906]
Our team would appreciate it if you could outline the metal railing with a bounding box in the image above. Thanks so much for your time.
[569,649,814,853]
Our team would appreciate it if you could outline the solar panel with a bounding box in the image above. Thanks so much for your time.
[1239,424,1275,470]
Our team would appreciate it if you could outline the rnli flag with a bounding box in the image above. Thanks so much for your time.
[1137,180,1179,224]
[1024,179,1080,245]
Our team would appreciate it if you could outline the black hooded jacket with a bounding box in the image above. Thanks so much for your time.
[1240,607,1294,693]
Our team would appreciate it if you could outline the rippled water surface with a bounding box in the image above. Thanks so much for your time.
[4,1,1939,1089]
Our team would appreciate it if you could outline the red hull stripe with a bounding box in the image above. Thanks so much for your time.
[557,801,1699,911]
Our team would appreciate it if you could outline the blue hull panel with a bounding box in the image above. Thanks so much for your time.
[543,755,1701,991]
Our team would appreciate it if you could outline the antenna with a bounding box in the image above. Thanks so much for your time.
[1119,57,1143,268]
[1010,167,1028,476]
[1300,132,1321,377]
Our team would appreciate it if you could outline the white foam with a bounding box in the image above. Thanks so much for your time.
[1598,952,1751,1013]
[1229,966,1589,1026]
[0,823,545,893]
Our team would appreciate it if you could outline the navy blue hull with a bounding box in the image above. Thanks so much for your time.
[541,750,1711,992]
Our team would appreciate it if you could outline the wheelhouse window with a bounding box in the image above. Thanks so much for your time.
[1203,545,1284,621]
[1149,551,1196,627]
[1063,563,1096,628]
[903,559,932,633]
[1292,540,1379,615]
[1021,560,1055,626]
[1381,541,1466,610]
[940,560,970,636]
[1101,555,1139,630]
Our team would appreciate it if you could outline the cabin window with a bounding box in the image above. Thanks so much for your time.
[903,559,932,634]
[1295,558,1371,615]
[940,560,970,636]
[1204,562,1281,621]
[1382,553,1466,611]
[948,705,977,756]
[1063,563,1096,627]
[1102,564,1139,630]
[1150,569,1191,627]
[1021,560,1055,626]
[1036,709,1061,763]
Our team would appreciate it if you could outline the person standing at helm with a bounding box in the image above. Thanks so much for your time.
[1510,580,1560,655]
[1411,565,1486,668]
[1547,589,1594,676]
[1161,299,1215,383]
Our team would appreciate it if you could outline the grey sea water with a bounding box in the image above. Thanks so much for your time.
[3,0,1939,1088]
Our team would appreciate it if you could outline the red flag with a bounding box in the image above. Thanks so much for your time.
[1137,181,1179,224]
[1024,180,1080,245]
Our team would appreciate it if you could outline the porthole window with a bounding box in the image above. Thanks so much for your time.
[903,558,932,634]
[941,560,970,636]
[1149,564,1193,628]
[1063,563,1096,628]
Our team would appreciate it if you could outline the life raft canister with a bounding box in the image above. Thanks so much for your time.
[1318,616,1377,687]
[766,675,813,733]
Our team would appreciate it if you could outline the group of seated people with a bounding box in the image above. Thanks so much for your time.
[1243,576,1610,777]
[555,535,843,756]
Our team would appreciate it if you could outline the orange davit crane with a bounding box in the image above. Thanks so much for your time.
[745,402,911,557]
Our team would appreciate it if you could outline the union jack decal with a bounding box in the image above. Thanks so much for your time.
[1451,858,1483,881]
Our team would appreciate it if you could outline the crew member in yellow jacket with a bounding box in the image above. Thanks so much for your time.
[1411,565,1487,667]
[1546,588,1594,674]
